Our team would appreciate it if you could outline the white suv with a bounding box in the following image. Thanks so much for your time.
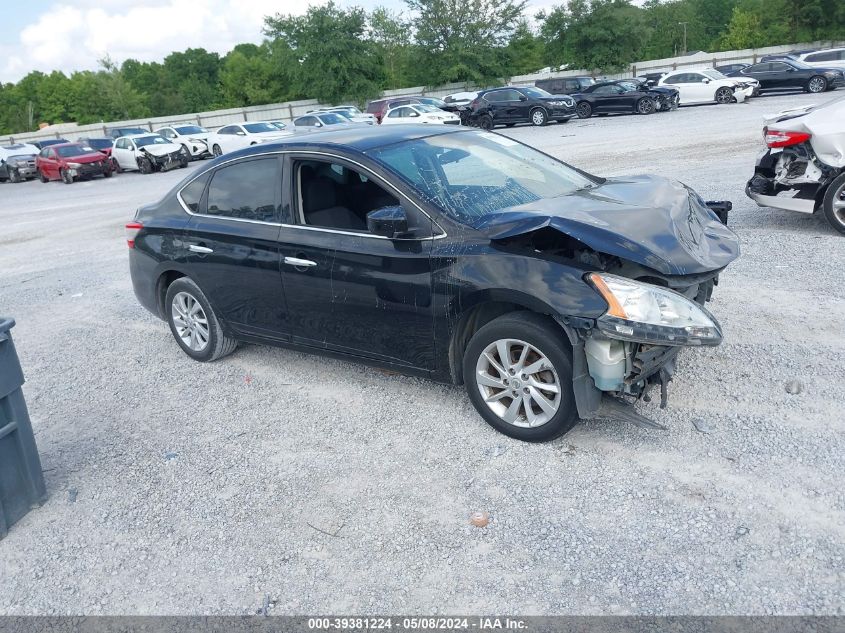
[155,124,212,160]
[795,48,845,71]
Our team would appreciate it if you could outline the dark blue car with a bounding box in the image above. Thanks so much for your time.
[127,126,739,441]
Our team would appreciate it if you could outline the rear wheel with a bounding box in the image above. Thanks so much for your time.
[165,277,238,362]
[60,168,73,184]
[576,102,592,119]
[478,114,494,130]
[807,76,827,93]
[715,87,733,104]
[821,172,845,235]
[38,170,49,183]
[103,166,113,178]
[138,158,153,174]
[530,108,548,126]
[463,312,577,442]
[636,97,655,114]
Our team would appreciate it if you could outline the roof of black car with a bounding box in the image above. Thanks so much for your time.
[228,124,470,155]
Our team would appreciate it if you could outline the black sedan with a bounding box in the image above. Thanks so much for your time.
[570,80,674,118]
[467,86,576,129]
[128,126,739,442]
[728,59,844,93]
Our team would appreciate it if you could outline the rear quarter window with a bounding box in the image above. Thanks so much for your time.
[205,158,281,223]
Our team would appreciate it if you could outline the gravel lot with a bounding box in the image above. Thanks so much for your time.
[0,92,843,616]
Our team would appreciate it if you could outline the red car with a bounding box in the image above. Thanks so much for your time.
[36,142,113,184]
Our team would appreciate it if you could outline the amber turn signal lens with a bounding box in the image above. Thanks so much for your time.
[588,273,627,319]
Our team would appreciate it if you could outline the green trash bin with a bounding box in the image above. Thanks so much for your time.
[0,317,47,539]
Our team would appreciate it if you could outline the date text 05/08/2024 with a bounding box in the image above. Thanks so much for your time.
[308,617,528,630]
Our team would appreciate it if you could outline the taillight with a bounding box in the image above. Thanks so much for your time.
[125,222,143,249]
[764,127,811,148]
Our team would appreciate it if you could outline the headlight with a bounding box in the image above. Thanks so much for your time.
[586,273,722,346]
[67,162,82,168]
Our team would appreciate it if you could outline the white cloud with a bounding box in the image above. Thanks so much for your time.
[1,0,319,82]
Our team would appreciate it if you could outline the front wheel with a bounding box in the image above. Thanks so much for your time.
[576,102,592,119]
[807,76,827,93]
[477,114,494,131]
[181,144,193,162]
[165,277,238,362]
[8,168,21,183]
[821,172,845,235]
[715,87,733,104]
[636,97,655,115]
[463,312,577,442]
[530,108,548,126]
[212,144,222,157]
[60,168,73,184]
[138,157,153,174]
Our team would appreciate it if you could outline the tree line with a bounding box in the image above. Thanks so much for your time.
[1,0,842,135]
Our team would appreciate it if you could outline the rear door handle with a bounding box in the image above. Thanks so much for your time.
[188,244,213,254]
[284,256,317,268]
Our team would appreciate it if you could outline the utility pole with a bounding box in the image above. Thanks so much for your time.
[678,22,688,55]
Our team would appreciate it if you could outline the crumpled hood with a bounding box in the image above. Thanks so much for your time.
[140,143,181,157]
[473,175,740,276]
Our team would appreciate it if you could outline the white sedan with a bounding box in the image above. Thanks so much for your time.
[206,122,291,156]
[659,69,755,104]
[154,124,212,160]
[112,134,187,173]
[382,103,461,125]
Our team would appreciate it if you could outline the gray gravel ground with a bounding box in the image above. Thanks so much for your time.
[0,91,843,616]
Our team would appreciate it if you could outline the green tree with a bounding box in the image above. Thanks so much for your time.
[264,2,385,104]
[505,20,544,75]
[404,0,527,85]
[369,7,414,88]
[565,0,650,72]
[717,7,766,49]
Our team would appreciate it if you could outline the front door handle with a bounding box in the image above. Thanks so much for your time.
[284,256,317,268]
[188,244,213,254]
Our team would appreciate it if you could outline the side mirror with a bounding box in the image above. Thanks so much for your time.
[315,122,323,127]
[367,205,409,238]
[703,78,711,84]
[236,131,246,136]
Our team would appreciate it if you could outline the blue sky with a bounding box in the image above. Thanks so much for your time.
[0,0,556,83]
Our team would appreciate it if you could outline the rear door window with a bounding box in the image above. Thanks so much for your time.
[204,158,282,223]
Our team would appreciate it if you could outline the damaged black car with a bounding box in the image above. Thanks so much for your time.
[128,126,740,442]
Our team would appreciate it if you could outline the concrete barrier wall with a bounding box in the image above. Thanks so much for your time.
[6,39,843,144]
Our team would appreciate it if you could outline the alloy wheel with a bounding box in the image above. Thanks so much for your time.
[715,88,733,104]
[212,144,222,157]
[831,181,845,226]
[808,77,826,93]
[531,109,547,126]
[474,338,561,428]
[576,103,591,118]
[637,98,655,114]
[171,291,210,352]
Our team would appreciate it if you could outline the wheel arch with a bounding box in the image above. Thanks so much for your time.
[155,268,188,318]
[447,292,572,385]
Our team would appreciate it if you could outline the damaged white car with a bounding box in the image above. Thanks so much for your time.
[659,69,756,105]
[112,134,188,174]
[746,96,845,234]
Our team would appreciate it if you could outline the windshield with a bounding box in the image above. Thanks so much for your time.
[787,60,812,70]
[702,69,727,80]
[243,122,279,133]
[368,131,596,223]
[134,136,169,147]
[56,145,94,157]
[175,125,208,135]
[269,121,287,129]
[520,87,551,98]
[9,154,35,161]
[333,107,361,115]
[317,113,347,125]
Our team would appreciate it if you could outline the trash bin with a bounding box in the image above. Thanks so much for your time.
[0,317,47,539]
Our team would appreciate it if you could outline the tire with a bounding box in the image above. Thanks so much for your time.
[138,158,153,174]
[212,144,222,157]
[38,170,49,183]
[165,277,238,362]
[179,156,189,168]
[463,311,578,442]
[181,144,193,162]
[636,97,655,115]
[478,115,494,131]
[530,107,548,126]
[8,168,20,183]
[576,102,592,119]
[715,87,733,104]
[60,168,73,184]
[807,76,827,93]
[103,166,113,178]
[821,172,845,235]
